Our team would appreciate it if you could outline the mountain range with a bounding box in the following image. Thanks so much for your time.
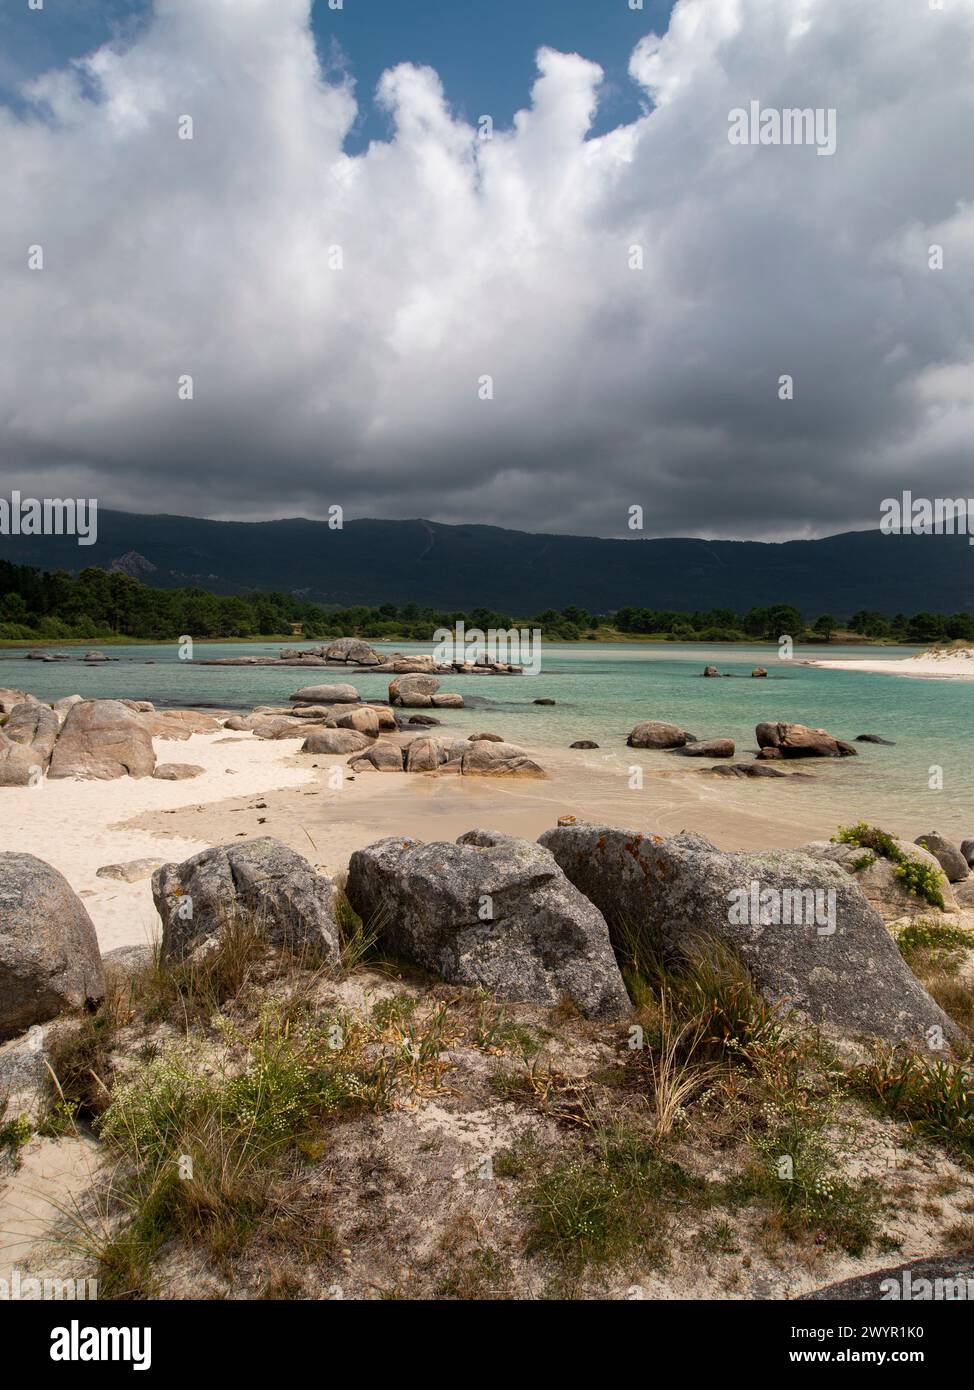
[1,510,971,616]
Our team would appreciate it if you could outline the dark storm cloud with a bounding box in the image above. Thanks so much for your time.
[2,0,973,541]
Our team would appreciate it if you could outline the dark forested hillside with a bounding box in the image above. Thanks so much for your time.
[1,511,972,616]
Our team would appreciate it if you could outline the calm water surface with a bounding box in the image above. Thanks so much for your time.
[2,641,970,828]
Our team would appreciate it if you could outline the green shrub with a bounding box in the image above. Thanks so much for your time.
[897,920,973,958]
[835,823,947,909]
[515,1125,706,1272]
[0,1109,32,1165]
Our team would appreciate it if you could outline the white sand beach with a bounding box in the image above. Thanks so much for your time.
[0,732,315,954]
[811,647,974,679]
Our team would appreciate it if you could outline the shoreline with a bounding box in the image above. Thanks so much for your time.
[0,722,949,955]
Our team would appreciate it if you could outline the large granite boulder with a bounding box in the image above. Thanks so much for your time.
[348,740,407,772]
[756,722,856,759]
[2,700,58,755]
[627,721,689,749]
[802,839,958,919]
[144,709,222,739]
[345,829,630,1020]
[334,707,380,737]
[52,694,83,722]
[539,825,959,1046]
[0,853,105,1040]
[48,699,156,780]
[301,728,373,755]
[0,734,43,787]
[428,739,544,777]
[389,673,440,707]
[366,705,398,731]
[280,703,337,721]
[252,716,325,740]
[0,700,60,785]
[0,688,30,715]
[324,638,380,666]
[914,832,970,883]
[152,837,340,966]
[457,741,545,777]
[289,684,360,704]
[405,737,450,773]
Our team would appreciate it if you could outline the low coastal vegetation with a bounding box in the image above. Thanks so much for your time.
[2,556,973,645]
[10,914,969,1299]
[2,816,972,1300]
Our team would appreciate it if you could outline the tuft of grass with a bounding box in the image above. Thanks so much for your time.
[473,1002,542,1060]
[616,924,786,1063]
[851,1049,974,1162]
[509,1119,709,1273]
[894,921,974,1039]
[642,989,719,1140]
[334,891,378,973]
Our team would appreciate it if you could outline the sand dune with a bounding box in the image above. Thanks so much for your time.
[812,647,974,679]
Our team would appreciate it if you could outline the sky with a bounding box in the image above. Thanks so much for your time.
[1,0,973,542]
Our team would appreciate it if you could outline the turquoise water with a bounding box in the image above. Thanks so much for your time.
[2,640,970,827]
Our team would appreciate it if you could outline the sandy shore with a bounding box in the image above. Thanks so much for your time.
[0,725,948,953]
[811,648,974,679]
[0,732,314,954]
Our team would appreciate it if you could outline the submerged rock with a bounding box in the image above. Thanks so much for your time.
[673,738,735,758]
[756,722,856,759]
[627,721,688,749]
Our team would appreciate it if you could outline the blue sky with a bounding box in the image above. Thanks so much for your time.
[1,0,676,147]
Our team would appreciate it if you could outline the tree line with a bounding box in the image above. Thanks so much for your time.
[0,559,971,645]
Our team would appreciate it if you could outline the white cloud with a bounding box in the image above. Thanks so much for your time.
[2,0,974,540]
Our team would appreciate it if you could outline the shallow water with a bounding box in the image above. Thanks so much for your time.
[2,640,970,831]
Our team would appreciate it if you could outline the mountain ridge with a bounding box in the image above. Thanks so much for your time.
[1,510,970,616]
